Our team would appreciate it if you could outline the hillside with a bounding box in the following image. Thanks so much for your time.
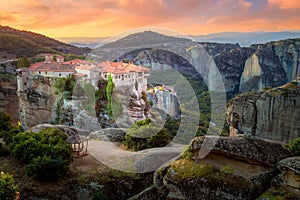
[0,25,91,58]
[101,31,190,48]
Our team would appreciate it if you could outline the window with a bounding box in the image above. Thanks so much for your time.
[59,73,61,76]
[39,71,41,74]
[45,71,47,74]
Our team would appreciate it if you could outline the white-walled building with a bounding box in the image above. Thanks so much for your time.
[18,54,150,93]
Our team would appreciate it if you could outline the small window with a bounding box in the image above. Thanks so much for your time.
[24,82,27,86]
[45,71,47,74]
[59,73,61,76]
[39,71,41,74]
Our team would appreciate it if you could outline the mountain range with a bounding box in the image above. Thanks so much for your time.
[58,31,300,48]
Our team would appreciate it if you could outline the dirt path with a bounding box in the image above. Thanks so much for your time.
[86,140,184,173]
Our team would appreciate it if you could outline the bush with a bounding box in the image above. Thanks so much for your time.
[181,146,193,159]
[10,128,73,180]
[0,172,18,200]
[123,119,170,151]
[0,111,11,131]
[287,137,300,155]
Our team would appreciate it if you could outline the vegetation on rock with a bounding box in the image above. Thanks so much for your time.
[0,171,18,200]
[122,118,170,151]
[287,137,300,155]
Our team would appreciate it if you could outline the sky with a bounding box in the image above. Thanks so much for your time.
[0,0,300,38]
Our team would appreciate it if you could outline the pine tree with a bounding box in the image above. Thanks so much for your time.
[17,56,31,68]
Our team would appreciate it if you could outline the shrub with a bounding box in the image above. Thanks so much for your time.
[10,128,73,180]
[123,119,170,151]
[0,111,11,131]
[220,164,234,174]
[287,137,300,155]
[0,172,18,200]
[181,146,193,159]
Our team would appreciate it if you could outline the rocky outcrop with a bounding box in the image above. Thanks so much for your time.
[0,76,18,123]
[18,76,56,129]
[27,123,89,137]
[258,156,300,199]
[278,156,300,189]
[128,88,150,120]
[240,39,300,92]
[147,136,292,200]
[89,128,126,142]
[227,78,300,143]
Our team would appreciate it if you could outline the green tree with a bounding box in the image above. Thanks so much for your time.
[123,119,170,151]
[0,111,11,131]
[106,74,114,118]
[0,172,18,200]
[10,128,73,180]
[17,56,31,68]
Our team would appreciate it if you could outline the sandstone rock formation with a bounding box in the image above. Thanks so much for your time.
[0,76,18,123]
[89,128,126,142]
[18,76,56,129]
[128,88,150,121]
[131,135,292,200]
[278,156,300,189]
[227,78,300,143]
[240,39,300,92]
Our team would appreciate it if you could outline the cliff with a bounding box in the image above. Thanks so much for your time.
[18,76,56,129]
[240,39,300,92]
[95,33,300,98]
[0,76,19,123]
[227,78,300,143]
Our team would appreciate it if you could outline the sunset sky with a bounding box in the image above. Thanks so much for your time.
[0,0,300,38]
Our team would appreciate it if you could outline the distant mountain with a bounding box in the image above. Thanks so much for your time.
[0,25,91,58]
[101,31,191,48]
[190,31,300,46]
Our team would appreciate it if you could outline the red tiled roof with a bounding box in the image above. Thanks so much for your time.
[63,59,87,64]
[75,65,95,70]
[28,62,75,72]
[97,62,150,75]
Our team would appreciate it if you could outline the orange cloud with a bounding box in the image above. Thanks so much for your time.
[0,0,299,38]
[268,0,300,9]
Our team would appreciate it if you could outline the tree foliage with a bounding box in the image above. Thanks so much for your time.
[0,172,18,200]
[123,118,170,151]
[10,128,73,180]
[17,56,31,68]
[287,137,300,155]
[0,111,11,132]
[106,74,115,118]
[54,75,75,98]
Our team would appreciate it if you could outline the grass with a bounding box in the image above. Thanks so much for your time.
[168,159,253,190]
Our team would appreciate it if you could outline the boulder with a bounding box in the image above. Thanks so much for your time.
[151,136,293,200]
[89,128,127,142]
[278,156,300,189]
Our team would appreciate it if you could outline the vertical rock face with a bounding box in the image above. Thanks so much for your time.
[201,43,255,98]
[239,53,262,92]
[227,78,300,143]
[240,39,300,92]
[18,76,56,129]
[0,76,19,123]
